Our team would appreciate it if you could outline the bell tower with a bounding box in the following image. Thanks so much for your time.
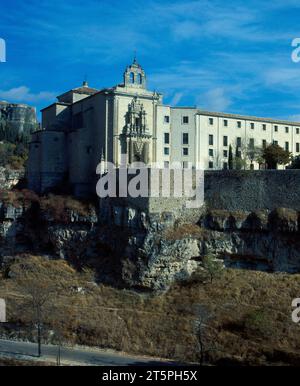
[123,56,146,89]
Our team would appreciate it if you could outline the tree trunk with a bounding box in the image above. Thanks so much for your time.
[37,323,41,357]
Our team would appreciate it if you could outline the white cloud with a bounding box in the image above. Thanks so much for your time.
[263,68,300,87]
[0,86,56,103]
[201,88,231,111]
[173,21,202,40]
[288,114,300,122]
[170,92,183,106]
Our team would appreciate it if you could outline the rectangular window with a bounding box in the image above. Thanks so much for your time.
[223,136,228,147]
[262,139,267,148]
[236,150,242,158]
[249,138,255,148]
[164,133,169,144]
[237,121,241,128]
[285,142,289,151]
[223,162,228,170]
[209,117,214,125]
[262,124,266,131]
[296,128,300,134]
[183,147,189,156]
[182,133,189,145]
[296,143,300,153]
[164,147,169,155]
[182,161,188,168]
[209,161,214,169]
[209,134,214,146]
[209,149,214,157]
[164,115,170,123]
[286,127,289,133]
[273,140,278,145]
[183,116,189,124]
[250,122,254,129]
[274,125,278,132]
[223,150,228,157]
[236,137,242,147]
[224,119,228,127]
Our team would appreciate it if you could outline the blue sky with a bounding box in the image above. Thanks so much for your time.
[1,0,300,121]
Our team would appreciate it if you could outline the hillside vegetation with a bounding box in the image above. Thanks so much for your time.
[0,255,300,366]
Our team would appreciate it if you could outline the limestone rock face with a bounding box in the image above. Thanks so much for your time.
[1,200,300,290]
[0,167,24,189]
[0,101,37,135]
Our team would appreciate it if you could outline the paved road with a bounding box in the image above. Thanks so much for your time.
[0,339,176,366]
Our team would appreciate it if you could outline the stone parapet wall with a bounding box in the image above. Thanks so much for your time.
[99,169,300,229]
[204,170,300,212]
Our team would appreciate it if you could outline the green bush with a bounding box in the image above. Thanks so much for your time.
[0,141,28,169]
[244,309,272,338]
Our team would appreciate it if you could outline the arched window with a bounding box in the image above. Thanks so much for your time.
[138,73,142,84]
[130,72,135,83]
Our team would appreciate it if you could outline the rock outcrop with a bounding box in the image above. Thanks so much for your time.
[0,167,24,190]
[0,101,37,136]
[1,195,300,290]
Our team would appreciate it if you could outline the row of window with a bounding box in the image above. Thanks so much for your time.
[163,115,300,134]
[209,149,239,158]
[208,135,300,151]
[163,161,190,169]
[208,161,228,169]
[164,133,300,155]
[209,134,232,146]
[163,116,190,124]
[164,132,189,145]
[208,117,300,133]
[164,147,189,156]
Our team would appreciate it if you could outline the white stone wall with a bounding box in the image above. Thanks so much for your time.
[156,104,171,168]
[169,108,197,168]
[195,112,300,170]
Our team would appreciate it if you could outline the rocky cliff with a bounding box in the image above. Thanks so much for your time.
[1,191,300,291]
[0,101,37,137]
[0,167,24,190]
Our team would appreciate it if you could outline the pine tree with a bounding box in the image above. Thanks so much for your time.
[228,145,233,170]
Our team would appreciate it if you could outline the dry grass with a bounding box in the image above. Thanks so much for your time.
[1,256,300,365]
[0,189,39,208]
[0,189,94,221]
[208,209,248,220]
[164,223,207,241]
[271,208,298,223]
[40,194,92,220]
[0,357,52,366]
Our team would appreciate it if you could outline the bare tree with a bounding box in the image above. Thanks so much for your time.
[235,139,263,170]
[10,255,79,357]
[193,305,217,366]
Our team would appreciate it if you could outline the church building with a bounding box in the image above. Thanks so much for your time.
[27,58,300,196]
